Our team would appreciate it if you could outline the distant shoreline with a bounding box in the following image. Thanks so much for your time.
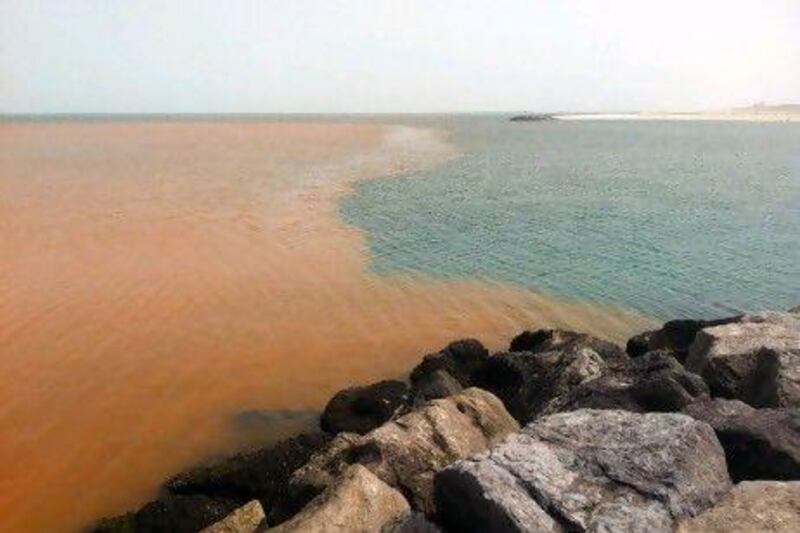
[3,106,800,123]
[556,111,800,123]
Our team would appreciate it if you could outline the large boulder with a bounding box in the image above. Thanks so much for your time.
[544,350,709,415]
[685,312,800,399]
[738,348,800,408]
[473,346,608,423]
[92,493,241,533]
[434,409,731,533]
[627,315,741,361]
[269,465,409,532]
[165,432,331,525]
[409,339,489,387]
[683,399,800,481]
[676,481,800,532]
[320,380,409,435]
[289,388,518,515]
[509,328,628,369]
[201,500,265,533]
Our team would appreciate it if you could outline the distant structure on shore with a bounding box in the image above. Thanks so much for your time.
[508,113,554,122]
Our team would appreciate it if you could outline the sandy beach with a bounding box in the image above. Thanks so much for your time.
[0,120,652,531]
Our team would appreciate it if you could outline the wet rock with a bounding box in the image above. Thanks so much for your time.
[738,348,800,408]
[474,346,607,423]
[321,380,409,435]
[409,339,489,387]
[435,409,730,533]
[282,433,365,512]
[289,388,518,515]
[269,465,409,533]
[686,312,800,398]
[545,350,709,415]
[201,500,265,533]
[92,493,241,533]
[410,369,462,405]
[165,432,331,525]
[627,315,742,362]
[683,398,800,482]
[626,330,653,357]
[676,481,800,532]
[509,328,628,368]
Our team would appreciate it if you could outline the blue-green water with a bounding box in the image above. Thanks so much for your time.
[341,117,799,319]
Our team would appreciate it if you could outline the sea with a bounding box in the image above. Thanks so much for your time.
[343,116,800,319]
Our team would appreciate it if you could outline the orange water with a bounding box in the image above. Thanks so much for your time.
[0,120,653,531]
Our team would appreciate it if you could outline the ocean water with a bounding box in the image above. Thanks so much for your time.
[342,117,800,319]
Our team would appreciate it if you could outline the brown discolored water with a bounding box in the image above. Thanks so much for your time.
[0,120,652,531]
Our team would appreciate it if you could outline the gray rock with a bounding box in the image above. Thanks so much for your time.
[739,348,800,408]
[544,350,709,415]
[269,465,409,533]
[474,346,608,423]
[683,398,800,481]
[289,388,519,515]
[435,409,731,532]
[677,481,800,532]
[201,500,265,533]
[686,312,800,398]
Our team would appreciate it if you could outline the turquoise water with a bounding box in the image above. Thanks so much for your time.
[341,117,800,319]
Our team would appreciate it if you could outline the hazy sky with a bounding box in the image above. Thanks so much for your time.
[1,0,798,114]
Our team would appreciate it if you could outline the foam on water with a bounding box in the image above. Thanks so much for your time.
[342,117,800,319]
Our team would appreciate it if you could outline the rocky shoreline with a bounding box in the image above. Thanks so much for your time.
[95,308,800,532]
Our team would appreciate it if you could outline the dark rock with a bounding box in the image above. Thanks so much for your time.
[628,315,741,362]
[683,399,800,482]
[409,339,489,388]
[166,432,332,525]
[509,328,628,369]
[92,493,240,533]
[686,312,800,399]
[321,380,409,435]
[435,409,730,533]
[546,350,709,415]
[410,369,462,405]
[626,330,654,357]
[473,346,607,423]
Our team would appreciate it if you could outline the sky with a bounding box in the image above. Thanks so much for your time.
[1,0,798,114]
